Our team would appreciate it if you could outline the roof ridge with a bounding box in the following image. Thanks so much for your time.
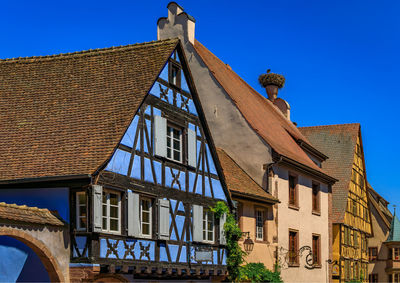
[0,201,48,213]
[299,123,360,129]
[0,38,179,64]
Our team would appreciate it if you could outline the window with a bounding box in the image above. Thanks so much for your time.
[395,248,400,260]
[102,191,121,233]
[312,234,321,266]
[203,209,214,242]
[288,175,298,207]
[76,192,87,231]
[369,247,377,261]
[394,273,400,283]
[256,209,264,241]
[169,64,180,87]
[288,230,299,266]
[369,273,378,283]
[166,125,182,162]
[140,198,152,238]
[354,231,358,247]
[353,261,359,280]
[345,260,350,281]
[353,199,357,215]
[312,183,320,213]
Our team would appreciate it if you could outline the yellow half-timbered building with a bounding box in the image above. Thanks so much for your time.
[300,123,372,282]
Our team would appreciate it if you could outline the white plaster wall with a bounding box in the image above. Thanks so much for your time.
[274,165,330,283]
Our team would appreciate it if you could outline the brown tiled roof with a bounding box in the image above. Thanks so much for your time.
[299,123,360,223]
[216,148,278,204]
[193,40,324,174]
[0,39,179,181]
[0,202,64,226]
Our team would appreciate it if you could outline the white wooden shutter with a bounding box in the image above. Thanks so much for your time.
[154,115,167,158]
[187,128,197,167]
[192,204,203,242]
[158,199,170,240]
[127,191,140,237]
[92,185,102,232]
[219,213,227,245]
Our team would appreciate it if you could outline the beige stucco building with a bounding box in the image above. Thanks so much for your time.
[157,3,337,282]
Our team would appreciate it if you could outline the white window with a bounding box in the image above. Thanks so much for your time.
[140,198,152,238]
[102,191,121,234]
[256,209,264,240]
[167,125,182,162]
[203,209,214,243]
[76,192,87,231]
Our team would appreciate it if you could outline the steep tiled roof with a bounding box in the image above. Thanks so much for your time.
[387,211,400,243]
[299,123,360,223]
[216,148,278,204]
[0,202,64,226]
[193,40,325,174]
[0,39,179,181]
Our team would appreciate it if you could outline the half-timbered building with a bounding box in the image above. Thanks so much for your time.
[300,124,373,283]
[0,38,232,281]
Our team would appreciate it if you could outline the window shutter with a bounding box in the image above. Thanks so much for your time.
[92,185,102,232]
[187,128,197,167]
[127,191,140,237]
[154,115,167,158]
[158,199,170,240]
[192,204,203,242]
[219,213,227,245]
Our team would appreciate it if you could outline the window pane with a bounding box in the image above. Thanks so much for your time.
[142,200,150,211]
[208,231,213,241]
[103,205,107,216]
[110,219,118,231]
[167,138,171,147]
[79,217,86,229]
[79,194,86,205]
[79,206,86,216]
[173,150,180,161]
[110,206,118,218]
[173,140,180,149]
[102,193,107,204]
[142,223,150,235]
[143,211,150,223]
[109,193,118,205]
[103,218,107,230]
[173,129,180,139]
[167,148,171,158]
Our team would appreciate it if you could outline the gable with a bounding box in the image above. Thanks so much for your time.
[0,39,179,182]
[103,48,229,202]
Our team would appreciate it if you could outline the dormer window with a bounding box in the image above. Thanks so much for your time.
[167,125,182,162]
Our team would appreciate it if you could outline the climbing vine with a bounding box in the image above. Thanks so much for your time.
[211,201,245,281]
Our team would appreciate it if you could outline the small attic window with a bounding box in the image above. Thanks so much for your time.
[169,62,181,87]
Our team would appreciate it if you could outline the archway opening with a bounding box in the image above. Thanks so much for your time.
[0,236,50,282]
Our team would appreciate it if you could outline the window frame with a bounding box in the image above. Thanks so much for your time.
[202,208,215,243]
[394,248,400,261]
[140,197,153,239]
[101,190,121,234]
[255,209,264,241]
[288,174,299,209]
[369,247,378,261]
[166,123,183,163]
[312,234,321,267]
[312,182,321,215]
[288,229,299,266]
[76,191,87,231]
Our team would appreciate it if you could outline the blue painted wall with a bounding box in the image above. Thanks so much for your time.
[0,236,50,282]
[0,188,69,222]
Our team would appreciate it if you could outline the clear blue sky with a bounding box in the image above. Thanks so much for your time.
[1,0,399,208]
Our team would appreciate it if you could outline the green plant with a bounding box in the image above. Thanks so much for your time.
[211,201,245,281]
[258,71,285,89]
[238,262,283,283]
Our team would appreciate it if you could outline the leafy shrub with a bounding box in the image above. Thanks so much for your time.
[238,263,283,283]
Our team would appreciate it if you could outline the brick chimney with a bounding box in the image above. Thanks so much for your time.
[157,2,196,45]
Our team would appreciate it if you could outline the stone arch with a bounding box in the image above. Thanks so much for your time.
[0,227,65,282]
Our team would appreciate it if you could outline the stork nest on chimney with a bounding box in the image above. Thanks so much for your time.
[258,72,285,89]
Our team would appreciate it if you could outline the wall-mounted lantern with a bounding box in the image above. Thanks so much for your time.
[242,232,254,253]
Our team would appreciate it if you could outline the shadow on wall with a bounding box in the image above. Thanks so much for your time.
[0,236,50,282]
